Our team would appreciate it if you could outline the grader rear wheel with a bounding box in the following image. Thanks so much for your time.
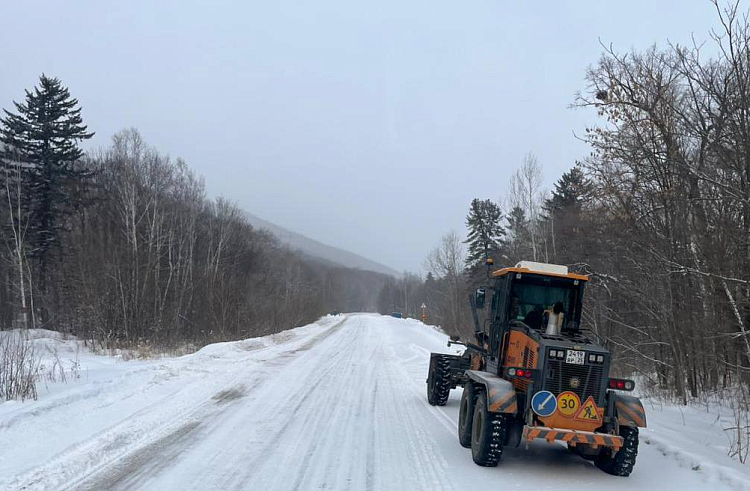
[458,383,477,448]
[594,427,639,477]
[470,391,506,467]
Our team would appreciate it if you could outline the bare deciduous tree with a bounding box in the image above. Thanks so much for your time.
[510,153,544,261]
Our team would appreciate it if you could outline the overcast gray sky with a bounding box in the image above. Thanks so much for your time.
[0,1,734,272]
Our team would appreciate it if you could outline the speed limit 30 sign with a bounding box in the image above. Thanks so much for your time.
[556,391,581,417]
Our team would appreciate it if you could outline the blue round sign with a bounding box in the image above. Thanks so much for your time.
[531,390,557,417]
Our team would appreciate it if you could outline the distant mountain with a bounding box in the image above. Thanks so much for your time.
[244,212,399,277]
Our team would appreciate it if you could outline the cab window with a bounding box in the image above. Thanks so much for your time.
[508,276,581,331]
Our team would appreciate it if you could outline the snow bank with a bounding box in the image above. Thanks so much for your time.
[642,400,750,490]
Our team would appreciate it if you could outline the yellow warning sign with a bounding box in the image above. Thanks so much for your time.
[556,391,581,418]
[575,396,602,423]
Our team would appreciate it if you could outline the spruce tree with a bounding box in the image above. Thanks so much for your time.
[501,205,532,264]
[542,166,592,262]
[0,74,94,293]
[464,198,504,275]
[544,166,590,217]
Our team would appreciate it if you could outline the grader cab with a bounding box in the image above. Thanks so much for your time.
[426,261,646,476]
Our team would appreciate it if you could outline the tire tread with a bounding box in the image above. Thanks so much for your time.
[427,358,452,406]
[471,391,506,467]
[594,426,639,477]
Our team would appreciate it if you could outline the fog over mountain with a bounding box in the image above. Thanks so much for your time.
[245,212,399,277]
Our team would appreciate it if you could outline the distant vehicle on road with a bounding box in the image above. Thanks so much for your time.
[390,312,402,319]
[328,311,341,316]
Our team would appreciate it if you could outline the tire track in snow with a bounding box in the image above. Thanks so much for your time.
[379,344,457,491]
[186,316,368,490]
[132,314,458,491]
[288,328,372,490]
[6,318,349,491]
[252,318,374,490]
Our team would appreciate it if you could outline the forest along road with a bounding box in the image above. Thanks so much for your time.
[5,314,749,491]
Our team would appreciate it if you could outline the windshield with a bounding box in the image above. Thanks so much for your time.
[509,278,581,331]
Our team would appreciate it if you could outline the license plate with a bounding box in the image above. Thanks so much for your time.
[565,350,585,365]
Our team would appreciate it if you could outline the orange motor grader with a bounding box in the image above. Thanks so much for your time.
[426,261,646,476]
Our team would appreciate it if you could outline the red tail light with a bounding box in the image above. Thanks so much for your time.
[506,368,534,380]
[608,378,635,391]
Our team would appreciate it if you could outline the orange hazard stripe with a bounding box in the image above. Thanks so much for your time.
[524,427,624,449]
[490,392,515,412]
[617,402,646,427]
[562,433,576,442]
[627,403,647,422]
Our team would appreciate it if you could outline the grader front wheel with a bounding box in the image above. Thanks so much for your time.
[426,357,451,406]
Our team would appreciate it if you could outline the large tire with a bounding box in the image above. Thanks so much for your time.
[470,391,506,466]
[595,426,639,477]
[458,383,477,448]
[427,357,451,406]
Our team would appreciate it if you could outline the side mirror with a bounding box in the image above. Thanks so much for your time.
[475,288,486,309]
[449,334,460,342]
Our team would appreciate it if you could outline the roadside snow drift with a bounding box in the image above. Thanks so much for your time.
[1,314,748,490]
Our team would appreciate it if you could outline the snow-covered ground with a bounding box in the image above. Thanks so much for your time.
[1,314,748,490]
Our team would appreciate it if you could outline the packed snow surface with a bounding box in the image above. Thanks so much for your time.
[1,314,748,490]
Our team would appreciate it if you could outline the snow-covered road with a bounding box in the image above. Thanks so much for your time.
[2,314,749,490]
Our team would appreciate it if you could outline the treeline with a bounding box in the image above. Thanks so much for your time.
[0,78,387,349]
[573,1,750,403]
[382,1,750,405]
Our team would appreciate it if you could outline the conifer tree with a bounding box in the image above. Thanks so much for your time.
[542,166,591,262]
[501,205,532,265]
[464,198,504,275]
[0,74,94,294]
[543,166,590,217]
